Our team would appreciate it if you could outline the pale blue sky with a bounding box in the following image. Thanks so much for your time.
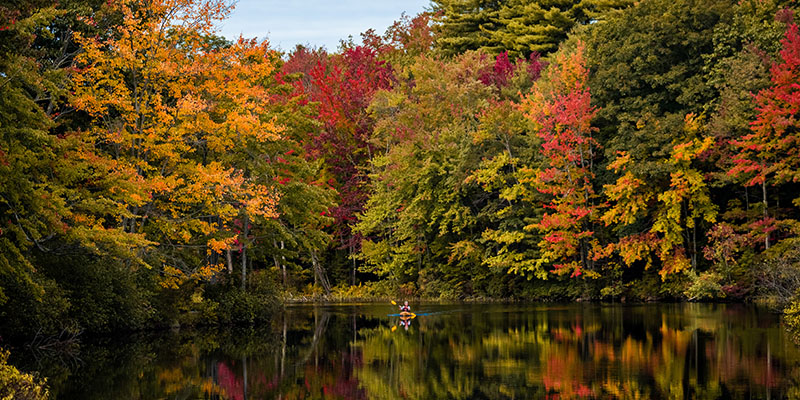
[217,0,431,52]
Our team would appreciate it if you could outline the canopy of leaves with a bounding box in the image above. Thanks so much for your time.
[431,0,633,58]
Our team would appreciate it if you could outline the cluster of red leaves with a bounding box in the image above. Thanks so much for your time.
[286,45,394,249]
[479,51,545,87]
[729,23,800,187]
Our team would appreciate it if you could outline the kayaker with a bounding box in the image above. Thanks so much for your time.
[399,301,411,313]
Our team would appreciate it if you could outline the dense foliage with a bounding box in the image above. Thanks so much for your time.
[430,0,634,58]
[0,348,48,400]
[3,0,800,355]
[0,0,302,339]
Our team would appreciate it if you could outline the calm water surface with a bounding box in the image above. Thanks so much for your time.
[27,303,800,399]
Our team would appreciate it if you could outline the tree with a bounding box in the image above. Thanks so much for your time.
[360,12,435,68]
[431,0,633,58]
[728,23,800,249]
[587,0,732,174]
[600,114,717,277]
[0,1,95,336]
[70,0,281,288]
[518,42,598,278]
[357,52,492,292]
[583,0,732,281]
[298,45,394,290]
[256,59,337,291]
[359,50,543,296]
[468,52,546,282]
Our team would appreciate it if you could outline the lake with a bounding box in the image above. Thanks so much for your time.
[27,303,800,399]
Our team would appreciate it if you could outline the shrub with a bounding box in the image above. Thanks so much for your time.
[328,282,384,301]
[684,270,725,301]
[784,298,800,336]
[0,348,48,400]
[207,270,279,325]
[755,238,800,311]
[0,259,69,339]
[37,253,152,333]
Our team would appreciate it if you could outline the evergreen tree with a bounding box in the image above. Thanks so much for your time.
[432,0,633,58]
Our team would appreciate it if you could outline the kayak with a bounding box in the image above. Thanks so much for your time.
[388,312,417,318]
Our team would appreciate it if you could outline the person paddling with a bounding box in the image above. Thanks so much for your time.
[399,301,411,313]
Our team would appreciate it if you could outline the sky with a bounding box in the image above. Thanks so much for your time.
[217,0,432,52]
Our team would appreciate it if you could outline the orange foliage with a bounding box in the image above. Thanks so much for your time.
[70,0,281,285]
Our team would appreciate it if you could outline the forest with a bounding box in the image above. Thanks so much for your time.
[1,0,800,350]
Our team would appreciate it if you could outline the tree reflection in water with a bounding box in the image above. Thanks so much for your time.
[21,303,800,399]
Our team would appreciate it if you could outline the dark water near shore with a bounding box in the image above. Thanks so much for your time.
[19,303,800,399]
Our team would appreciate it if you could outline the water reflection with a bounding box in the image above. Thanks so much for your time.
[25,303,800,399]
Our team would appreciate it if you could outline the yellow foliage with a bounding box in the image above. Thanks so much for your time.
[191,291,204,303]
[160,266,186,289]
[0,348,48,400]
[600,115,717,278]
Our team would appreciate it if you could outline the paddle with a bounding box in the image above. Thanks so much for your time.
[390,301,398,332]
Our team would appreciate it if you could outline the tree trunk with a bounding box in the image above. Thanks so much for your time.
[226,249,233,274]
[281,240,286,287]
[579,238,589,272]
[311,249,331,294]
[351,243,357,286]
[763,181,770,249]
[580,216,594,272]
[273,240,284,287]
[745,185,750,210]
[241,214,249,289]
[281,313,286,378]
[691,221,697,270]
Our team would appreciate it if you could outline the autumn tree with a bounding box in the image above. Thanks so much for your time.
[297,45,394,290]
[0,0,170,336]
[600,114,717,278]
[256,59,337,291]
[577,0,732,288]
[360,12,435,68]
[358,52,492,294]
[587,0,732,175]
[728,23,800,249]
[467,52,546,282]
[70,0,281,289]
[682,1,799,301]
[518,42,598,278]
